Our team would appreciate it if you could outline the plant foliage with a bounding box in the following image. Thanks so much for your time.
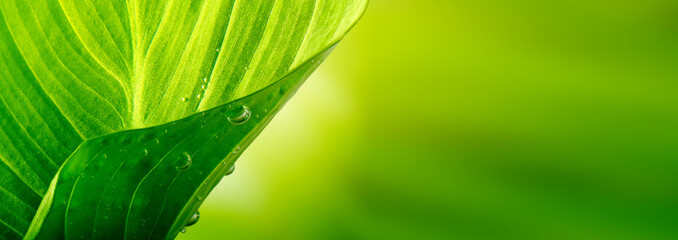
[0,0,367,239]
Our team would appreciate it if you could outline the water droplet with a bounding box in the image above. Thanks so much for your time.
[155,139,160,144]
[181,98,187,102]
[197,94,202,99]
[180,228,187,233]
[216,48,219,52]
[143,149,148,156]
[175,152,192,171]
[225,165,235,176]
[226,105,251,125]
[201,84,206,90]
[186,211,200,227]
[203,77,208,82]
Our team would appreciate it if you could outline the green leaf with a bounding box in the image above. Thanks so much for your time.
[0,0,366,239]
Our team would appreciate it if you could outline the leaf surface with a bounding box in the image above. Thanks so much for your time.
[0,0,366,239]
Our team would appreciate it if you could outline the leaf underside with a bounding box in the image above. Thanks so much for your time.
[0,0,366,239]
[27,49,332,239]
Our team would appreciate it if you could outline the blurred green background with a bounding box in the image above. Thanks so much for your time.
[180,0,678,239]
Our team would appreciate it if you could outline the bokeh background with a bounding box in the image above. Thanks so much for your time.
[180,0,678,239]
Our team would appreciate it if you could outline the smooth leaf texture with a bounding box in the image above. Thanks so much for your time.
[0,0,366,239]
[26,50,332,240]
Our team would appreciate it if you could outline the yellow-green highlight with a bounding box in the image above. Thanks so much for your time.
[180,0,678,239]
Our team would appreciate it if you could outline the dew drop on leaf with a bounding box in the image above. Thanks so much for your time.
[226,105,251,125]
[186,211,200,227]
[180,228,187,233]
[175,152,192,171]
[225,165,235,176]
[181,97,187,102]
